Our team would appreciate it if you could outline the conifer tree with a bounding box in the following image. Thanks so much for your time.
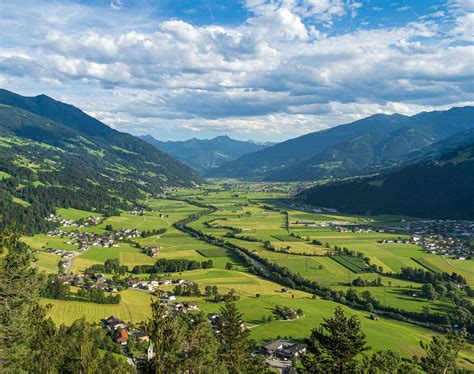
[420,330,466,373]
[0,226,45,370]
[301,306,369,374]
[184,313,223,373]
[216,300,269,373]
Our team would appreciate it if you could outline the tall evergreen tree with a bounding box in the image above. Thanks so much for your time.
[301,306,369,374]
[147,301,187,373]
[216,300,269,374]
[184,313,223,373]
[0,226,45,370]
[419,331,466,373]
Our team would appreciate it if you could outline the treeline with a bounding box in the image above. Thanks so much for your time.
[40,275,121,304]
[132,258,213,274]
[298,148,474,220]
[86,258,128,275]
[397,266,467,284]
[141,227,167,238]
[0,167,129,234]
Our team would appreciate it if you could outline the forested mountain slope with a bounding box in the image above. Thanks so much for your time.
[141,134,270,173]
[209,107,474,181]
[0,90,200,233]
[298,143,474,219]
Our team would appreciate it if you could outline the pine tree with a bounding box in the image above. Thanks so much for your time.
[301,306,369,374]
[420,330,466,373]
[216,300,269,373]
[0,226,45,371]
[147,301,187,373]
[184,313,223,373]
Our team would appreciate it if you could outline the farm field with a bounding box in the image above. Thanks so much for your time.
[56,207,101,220]
[33,251,61,273]
[41,270,474,368]
[27,181,474,370]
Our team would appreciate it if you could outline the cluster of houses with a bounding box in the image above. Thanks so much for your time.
[128,208,145,216]
[337,226,383,233]
[128,278,194,293]
[143,246,160,257]
[46,228,141,250]
[59,273,120,292]
[276,306,304,320]
[378,238,410,244]
[102,316,149,346]
[393,220,474,260]
[46,248,78,259]
[293,220,353,227]
[46,214,102,227]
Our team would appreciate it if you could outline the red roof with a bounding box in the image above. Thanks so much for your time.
[115,329,129,342]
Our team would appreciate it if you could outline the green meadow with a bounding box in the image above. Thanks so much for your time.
[28,181,473,370]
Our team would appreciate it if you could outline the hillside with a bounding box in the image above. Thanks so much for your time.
[0,90,200,233]
[141,134,271,173]
[297,143,474,219]
[208,107,474,181]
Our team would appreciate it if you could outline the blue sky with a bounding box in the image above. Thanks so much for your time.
[0,0,473,142]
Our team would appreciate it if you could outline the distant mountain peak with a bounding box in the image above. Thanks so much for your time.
[140,134,272,173]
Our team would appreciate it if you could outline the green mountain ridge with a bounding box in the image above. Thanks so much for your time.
[0,90,201,233]
[208,107,474,181]
[297,142,474,219]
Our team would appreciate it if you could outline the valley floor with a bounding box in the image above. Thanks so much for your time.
[25,180,474,369]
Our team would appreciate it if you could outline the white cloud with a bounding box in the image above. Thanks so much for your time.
[0,0,472,141]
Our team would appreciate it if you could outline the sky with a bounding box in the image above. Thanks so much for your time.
[0,0,473,142]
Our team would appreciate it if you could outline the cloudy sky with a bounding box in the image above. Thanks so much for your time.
[1,0,473,142]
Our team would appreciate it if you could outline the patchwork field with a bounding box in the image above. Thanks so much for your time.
[29,181,474,370]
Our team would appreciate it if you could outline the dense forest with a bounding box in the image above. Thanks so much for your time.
[298,144,474,219]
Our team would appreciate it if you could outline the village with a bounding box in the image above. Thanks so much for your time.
[46,214,102,228]
[382,220,474,260]
[46,227,141,250]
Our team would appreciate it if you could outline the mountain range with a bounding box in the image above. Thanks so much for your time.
[297,141,474,219]
[0,89,199,232]
[208,107,474,181]
[140,135,271,173]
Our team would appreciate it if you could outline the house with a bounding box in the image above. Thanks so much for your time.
[261,339,288,356]
[261,339,306,360]
[103,316,127,331]
[161,292,176,302]
[94,273,107,283]
[185,302,199,311]
[133,331,150,342]
[370,314,380,321]
[114,329,129,345]
[277,344,306,360]
[129,279,141,288]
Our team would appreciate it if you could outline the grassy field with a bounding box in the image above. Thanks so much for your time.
[22,234,78,252]
[41,268,473,368]
[28,182,473,369]
[412,257,443,273]
[330,255,369,273]
[33,251,61,273]
[56,208,100,220]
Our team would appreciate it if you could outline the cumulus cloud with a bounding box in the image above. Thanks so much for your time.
[0,0,472,141]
